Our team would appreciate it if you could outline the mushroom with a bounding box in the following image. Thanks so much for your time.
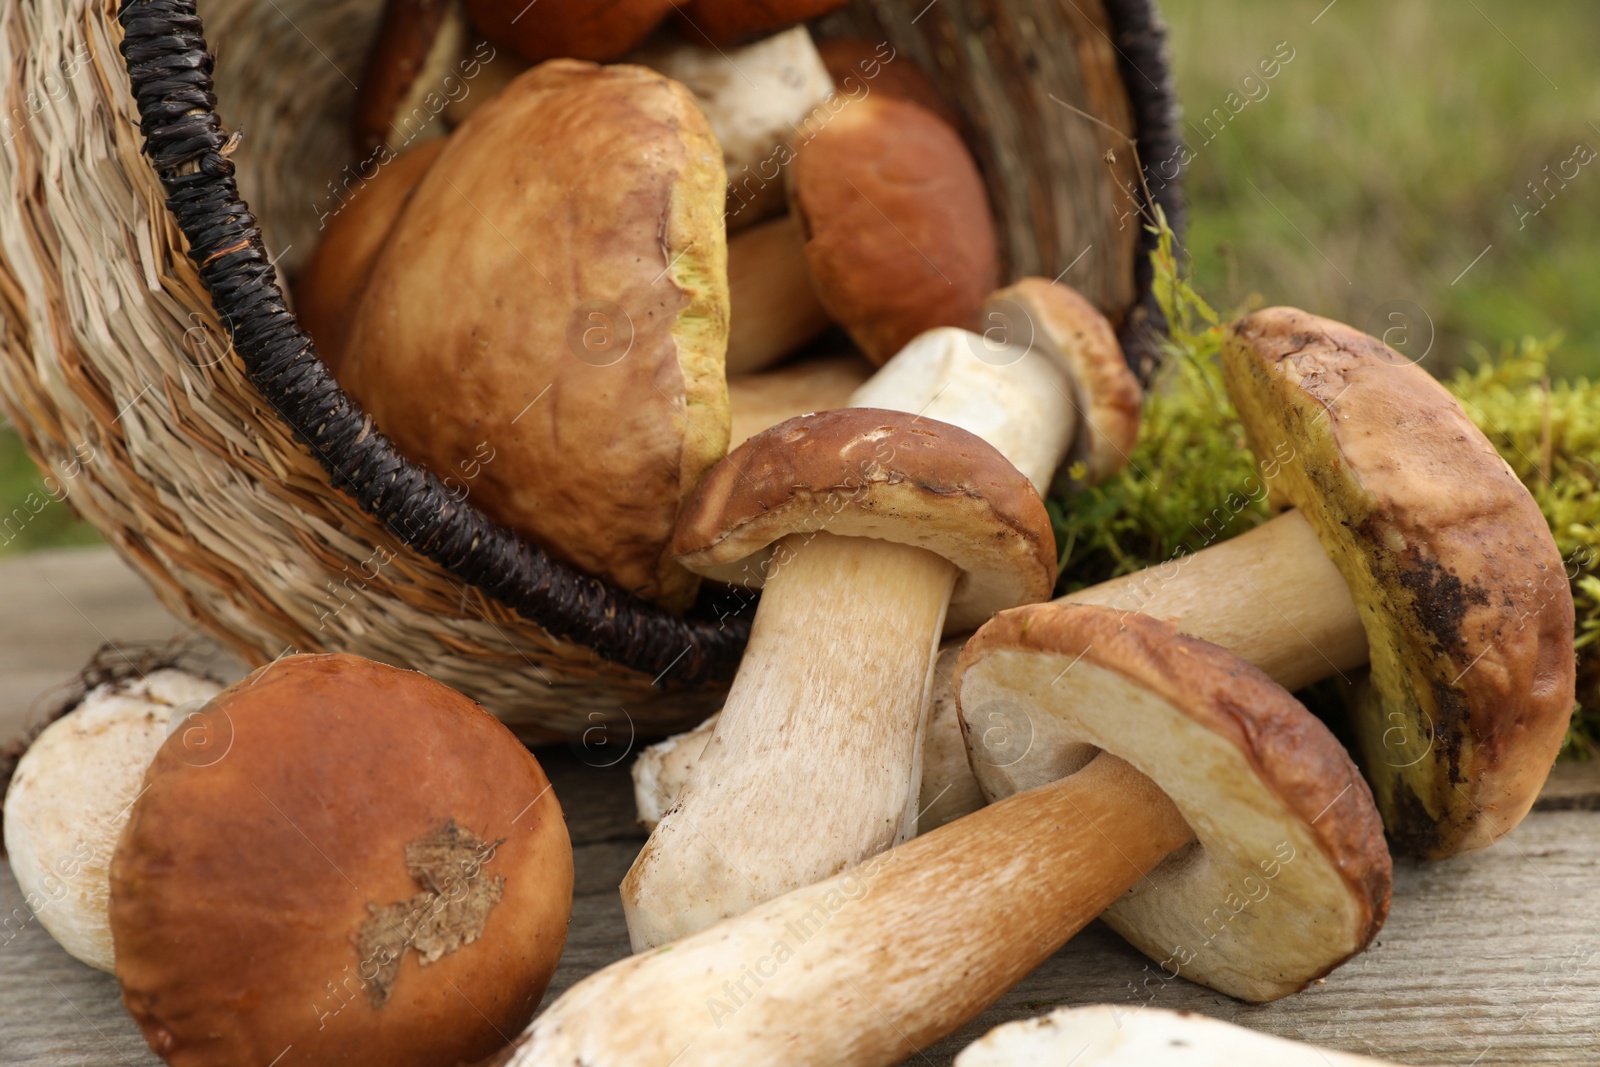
[340,61,730,610]
[110,654,573,1067]
[956,1006,1407,1066]
[502,607,1389,1066]
[999,308,1576,858]
[784,92,1000,366]
[673,0,849,46]
[815,36,963,129]
[629,645,979,831]
[631,25,835,231]
[295,139,444,370]
[3,669,222,972]
[464,0,677,64]
[621,282,1142,948]
[725,351,871,447]
[351,0,468,154]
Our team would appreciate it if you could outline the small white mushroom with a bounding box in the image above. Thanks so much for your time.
[3,669,221,971]
[955,1005,1407,1066]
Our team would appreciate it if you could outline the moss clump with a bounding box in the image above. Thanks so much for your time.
[1051,214,1600,758]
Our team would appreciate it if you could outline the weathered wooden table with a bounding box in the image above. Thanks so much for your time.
[2,547,1597,1065]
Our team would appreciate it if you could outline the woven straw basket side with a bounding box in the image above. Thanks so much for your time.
[0,0,1181,739]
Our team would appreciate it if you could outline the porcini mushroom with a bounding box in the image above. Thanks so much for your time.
[629,646,979,831]
[956,1006,1408,1067]
[674,0,848,46]
[464,0,677,63]
[341,61,730,610]
[720,90,1002,373]
[787,92,1000,365]
[1001,308,1576,857]
[3,669,221,972]
[502,607,1388,1066]
[295,139,444,370]
[622,283,1142,947]
[110,654,573,1067]
[351,0,467,154]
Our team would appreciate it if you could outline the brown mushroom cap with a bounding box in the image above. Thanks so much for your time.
[673,408,1056,632]
[676,0,849,46]
[352,0,467,155]
[980,278,1142,485]
[788,93,999,366]
[341,61,731,610]
[294,139,444,371]
[108,654,573,1067]
[465,0,677,63]
[958,604,1391,1002]
[1223,308,1576,859]
[815,37,962,129]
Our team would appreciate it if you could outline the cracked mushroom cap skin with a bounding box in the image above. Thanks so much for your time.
[958,604,1391,1002]
[789,93,1000,365]
[1222,308,1576,859]
[341,61,731,611]
[980,278,1143,486]
[673,408,1057,633]
[465,0,677,63]
[676,0,849,45]
[108,654,573,1067]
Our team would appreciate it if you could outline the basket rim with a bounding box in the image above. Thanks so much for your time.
[112,0,1185,684]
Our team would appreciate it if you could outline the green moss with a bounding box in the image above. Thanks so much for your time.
[1051,212,1600,758]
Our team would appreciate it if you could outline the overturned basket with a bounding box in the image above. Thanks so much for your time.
[0,0,1183,738]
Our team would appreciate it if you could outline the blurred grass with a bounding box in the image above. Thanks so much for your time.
[1162,0,1600,379]
[0,422,103,555]
[1,0,1596,554]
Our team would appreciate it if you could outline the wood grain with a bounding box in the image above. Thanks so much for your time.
[1,549,1597,1065]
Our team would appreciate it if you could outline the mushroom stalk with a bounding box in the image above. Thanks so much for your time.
[726,353,871,447]
[1063,509,1367,692]
[726,215,831,374]
[623,331,1078,949]
[523,754,1191,1067]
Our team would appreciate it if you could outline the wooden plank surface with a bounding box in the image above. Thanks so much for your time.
[2,548,1598,1065]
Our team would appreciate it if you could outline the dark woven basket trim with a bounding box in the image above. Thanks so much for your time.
[116,0,750,686]
[1103,0,1187,381]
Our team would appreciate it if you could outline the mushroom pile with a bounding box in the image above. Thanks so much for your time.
[3,2,1581,1065]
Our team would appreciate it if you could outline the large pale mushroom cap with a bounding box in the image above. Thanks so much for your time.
[1223,307,1576,858]
[342,61,731,610]
[672,408,1057,633]
[3,670,221,972]
[959,604,1391,1001]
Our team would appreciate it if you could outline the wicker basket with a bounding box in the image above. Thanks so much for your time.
[0,0,1184,740]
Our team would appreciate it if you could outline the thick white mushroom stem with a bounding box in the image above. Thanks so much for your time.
[623,332,1077,948]
[1063,508,1366,692]
[522,754,1192,1067]
[726,215,832,374]
[624,531,957,946]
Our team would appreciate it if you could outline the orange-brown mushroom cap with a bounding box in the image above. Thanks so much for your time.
[676,0,849,46]
[1223,307,1577,859]
[109,654,573,1067]
[789,94,1000,366]
[959,604,1392,1001]
[467,0,677,63]
[672,408,1057,632]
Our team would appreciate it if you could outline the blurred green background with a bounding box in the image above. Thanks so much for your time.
[2,0,1596,554]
